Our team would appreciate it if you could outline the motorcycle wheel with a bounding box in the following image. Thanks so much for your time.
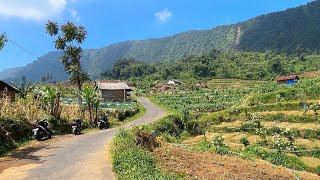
[35,132,43,141]
[76,128,81,135]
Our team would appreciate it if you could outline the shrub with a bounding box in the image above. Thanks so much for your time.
[212,135,229,155]
[241,115,263,132]
[0,118,32,155]
[314,166,320,175]
[47,116,71,135]
[185,120,204,135]
[154,115,184,137]
[240,136,250,147]
[117,108,139,122]
[134,129,159,152]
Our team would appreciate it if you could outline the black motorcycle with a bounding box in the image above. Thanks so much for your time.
[33,120,52,141]
[97,115,110,130]
[71,119,82,135]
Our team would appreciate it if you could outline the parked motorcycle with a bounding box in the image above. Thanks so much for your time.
[33,119,52,141]
[71,119,82,135]
[97,115,110,130]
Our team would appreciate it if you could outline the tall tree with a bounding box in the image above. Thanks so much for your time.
[45,21,88,105]
[0,33,7,50]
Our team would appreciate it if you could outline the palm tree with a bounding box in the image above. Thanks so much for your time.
[0,33,7,50]
[45,21,88,106]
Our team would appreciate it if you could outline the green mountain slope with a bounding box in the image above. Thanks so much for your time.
[2,0,320,81]
[238,0,320,52]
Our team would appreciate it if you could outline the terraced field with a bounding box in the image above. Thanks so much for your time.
[153,79,269,113]
[152,77,320,177]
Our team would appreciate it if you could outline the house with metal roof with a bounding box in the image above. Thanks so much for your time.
[0,80,19,101]
[96,80,133,102]
[276,75,299,85]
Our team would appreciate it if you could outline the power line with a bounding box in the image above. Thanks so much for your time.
[8,39,43,60]
[7,38,63,73]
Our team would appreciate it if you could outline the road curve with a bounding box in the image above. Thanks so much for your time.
[0,97,165,180]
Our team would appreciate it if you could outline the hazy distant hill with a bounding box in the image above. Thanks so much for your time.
[3,0,320,81]
[0,67,23,80]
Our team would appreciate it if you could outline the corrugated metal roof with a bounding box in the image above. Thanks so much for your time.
[0,80,20,92]
[276,75,299,81]
[96,81,132,90]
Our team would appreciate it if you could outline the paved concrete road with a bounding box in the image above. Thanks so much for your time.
[0,97,165,180]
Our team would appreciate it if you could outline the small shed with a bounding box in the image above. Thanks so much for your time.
[96,80,133,102]
[0,81,19,101]
[276,75,299,85]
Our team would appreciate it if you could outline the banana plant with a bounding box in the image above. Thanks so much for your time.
[79,85,100,122]
[37,85,61,118]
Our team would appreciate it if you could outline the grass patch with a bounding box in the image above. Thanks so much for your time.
[111,129,177,179]
[243,145,309,171]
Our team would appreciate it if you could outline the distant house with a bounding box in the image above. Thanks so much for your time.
[0,81,19,101]
[96,80,133,102]
[167,79,181,85]
[276,75,299,85]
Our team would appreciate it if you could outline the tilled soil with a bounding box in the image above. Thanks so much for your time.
[153,144,320,180]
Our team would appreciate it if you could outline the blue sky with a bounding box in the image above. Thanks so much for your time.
[0,0,313,70]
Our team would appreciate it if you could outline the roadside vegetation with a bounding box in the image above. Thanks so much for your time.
[111,128,177,179]
[0,81,141,155]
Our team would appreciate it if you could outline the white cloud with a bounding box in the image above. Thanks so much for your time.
[70,9,80,22]
[155,8,172,22]
[0,0,78,21]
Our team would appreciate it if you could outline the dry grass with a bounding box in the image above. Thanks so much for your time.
[0,98,46,122]
[264,122,320,130]
[0,97,83,123]
[60,104,81,121]
[301,157,320,168]
[216,121,242,128]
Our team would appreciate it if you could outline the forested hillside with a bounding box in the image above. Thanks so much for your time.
[238,0,320,52]
[102,50,320,82]
[3,0,320,82]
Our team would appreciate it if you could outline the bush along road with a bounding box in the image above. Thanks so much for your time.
[0,97,165,180]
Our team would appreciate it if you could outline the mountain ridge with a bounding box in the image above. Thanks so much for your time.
[2,0,320,82]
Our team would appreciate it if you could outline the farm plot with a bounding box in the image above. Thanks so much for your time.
[151,78,320,177]
[153,79,268,113]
